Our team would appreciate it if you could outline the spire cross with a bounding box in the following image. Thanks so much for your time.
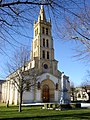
[41,5,44,9]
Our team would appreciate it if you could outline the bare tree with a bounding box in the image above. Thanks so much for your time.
[59,0,90,62]
[6,47,38,112]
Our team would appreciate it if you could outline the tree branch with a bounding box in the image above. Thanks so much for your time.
[8,5,19,16]
[0,19,12,26]
[0,1,51,7]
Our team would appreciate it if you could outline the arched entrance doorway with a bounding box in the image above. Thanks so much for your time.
[42,84,49,102]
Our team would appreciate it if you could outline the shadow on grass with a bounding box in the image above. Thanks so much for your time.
[1,112,90,120]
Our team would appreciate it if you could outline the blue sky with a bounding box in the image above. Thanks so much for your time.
[0,3,90,87]
[54,38,89,86]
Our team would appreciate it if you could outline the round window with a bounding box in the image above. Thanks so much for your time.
[44,64,48,69]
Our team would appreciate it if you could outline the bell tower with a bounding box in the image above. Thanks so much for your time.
[30,5,58,76]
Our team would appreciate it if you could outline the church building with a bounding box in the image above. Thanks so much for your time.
[2,6,70,105]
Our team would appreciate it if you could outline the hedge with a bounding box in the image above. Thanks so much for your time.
[43,103,81,110]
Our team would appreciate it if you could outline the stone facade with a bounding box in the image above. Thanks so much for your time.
[76,86,90,101]
[2,6,70,105]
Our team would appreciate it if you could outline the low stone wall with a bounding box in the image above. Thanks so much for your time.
[81,103,90,108]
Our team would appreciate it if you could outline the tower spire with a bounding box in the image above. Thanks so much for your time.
[39,5,46,22]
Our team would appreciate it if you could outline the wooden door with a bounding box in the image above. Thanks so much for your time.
[42,85,49,102]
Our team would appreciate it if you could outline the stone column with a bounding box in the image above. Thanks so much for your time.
[34,74,37,102]
[60,72,70,104]
[60,72,65,104]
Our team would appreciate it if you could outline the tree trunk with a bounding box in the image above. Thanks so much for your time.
[19,91,22,112]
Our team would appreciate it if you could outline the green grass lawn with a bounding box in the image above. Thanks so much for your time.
[0,104,90,120]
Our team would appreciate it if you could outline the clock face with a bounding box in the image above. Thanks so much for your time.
[44,64,48,69]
